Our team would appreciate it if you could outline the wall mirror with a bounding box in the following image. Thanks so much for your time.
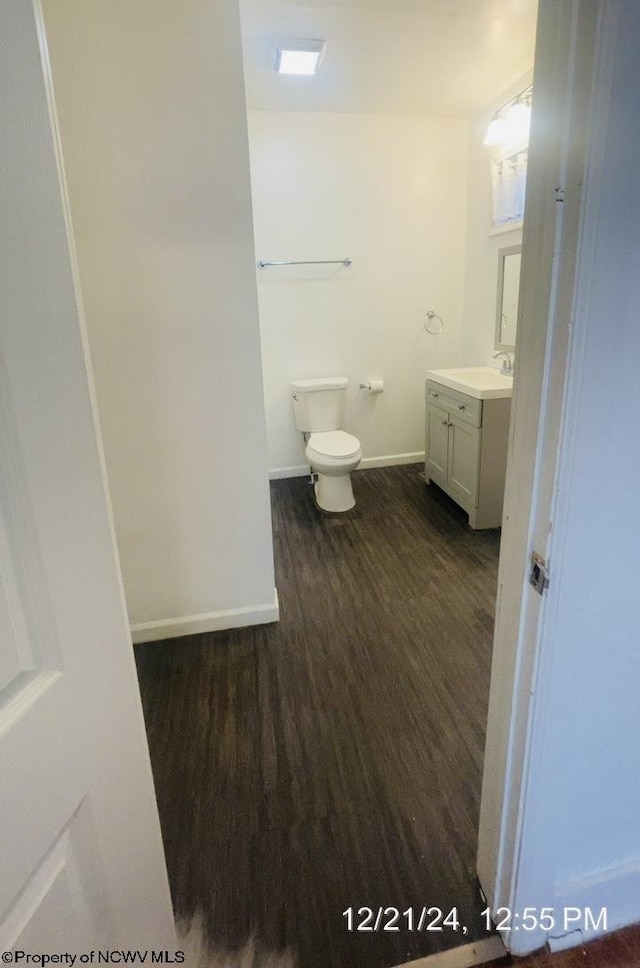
[495,244,521,351]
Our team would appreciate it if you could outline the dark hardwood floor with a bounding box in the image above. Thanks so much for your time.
[135,465,502,968]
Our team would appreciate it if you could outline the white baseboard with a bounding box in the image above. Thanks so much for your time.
[359,451,425,470]
[131,588,280,644]
[269,464,310,480]
[268,452,424,480]
[391,936,505,968]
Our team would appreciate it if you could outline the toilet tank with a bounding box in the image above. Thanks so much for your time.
[291,377,348,432]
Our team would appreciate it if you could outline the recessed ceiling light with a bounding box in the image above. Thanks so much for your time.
[275,40,325,76]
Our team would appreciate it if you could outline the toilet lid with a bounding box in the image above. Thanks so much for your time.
[308,430,361,458]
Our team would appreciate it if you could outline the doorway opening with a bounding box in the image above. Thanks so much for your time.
[138,2,539,967]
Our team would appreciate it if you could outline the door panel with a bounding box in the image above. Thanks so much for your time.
[0,0,174,949]
[447,415,481,510]
[0,456,60,692]
[0,805,109,952]
[426,404,449,485]
[0,550,24,693]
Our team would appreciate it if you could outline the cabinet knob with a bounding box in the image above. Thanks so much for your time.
[432,392,439,398]
[442,419,448,426]
[458,404,466,411]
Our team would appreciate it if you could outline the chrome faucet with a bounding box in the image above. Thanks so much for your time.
[493,351,513,375]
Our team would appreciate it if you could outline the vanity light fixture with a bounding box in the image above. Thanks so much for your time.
[275,39,325,75]
[484,86,533,147]
[505,99,531,143]
[484,115,509,146]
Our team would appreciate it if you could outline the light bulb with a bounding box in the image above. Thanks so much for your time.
[484,115,509,146]
[505,100,531,145]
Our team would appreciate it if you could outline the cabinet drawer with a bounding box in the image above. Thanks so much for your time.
[426,381,482,427]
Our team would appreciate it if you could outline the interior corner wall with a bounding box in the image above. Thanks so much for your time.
[246,112,469,477]
[460,71,533,366]
[41,0,277,638]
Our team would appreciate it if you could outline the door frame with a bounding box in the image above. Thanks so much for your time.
[477,0,620,953]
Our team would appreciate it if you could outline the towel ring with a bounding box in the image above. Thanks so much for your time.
[424,310,444,335]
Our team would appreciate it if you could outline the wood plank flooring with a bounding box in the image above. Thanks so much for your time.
[135,465,502,968]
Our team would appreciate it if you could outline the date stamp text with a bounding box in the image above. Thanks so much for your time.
[343,907,465,933]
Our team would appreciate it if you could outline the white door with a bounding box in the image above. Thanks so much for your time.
[0,0,175,952]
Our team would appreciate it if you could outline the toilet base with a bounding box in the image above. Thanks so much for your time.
[314,473,355,513]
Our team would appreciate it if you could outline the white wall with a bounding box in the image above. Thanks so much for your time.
[460,72,533,366]
[42,0,277,640]
[247,112,469,476]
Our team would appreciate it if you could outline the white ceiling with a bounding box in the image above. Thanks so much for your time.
[239,0,538,117]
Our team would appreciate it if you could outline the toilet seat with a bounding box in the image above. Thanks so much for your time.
[304,429,362,511]
[307,430,360,459]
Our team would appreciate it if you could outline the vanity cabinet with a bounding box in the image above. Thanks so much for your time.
[425,380,511,529]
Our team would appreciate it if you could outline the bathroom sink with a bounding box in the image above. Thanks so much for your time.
[426,366,513,400]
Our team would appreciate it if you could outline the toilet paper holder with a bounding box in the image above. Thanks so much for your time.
[359,379,384,393]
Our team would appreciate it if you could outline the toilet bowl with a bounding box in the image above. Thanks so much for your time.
[305,430,362,512]
[290,377,362,512]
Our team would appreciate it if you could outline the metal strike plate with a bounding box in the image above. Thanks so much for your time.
[529,551,550,595]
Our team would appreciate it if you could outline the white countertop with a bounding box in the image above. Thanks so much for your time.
[427,366,513,400]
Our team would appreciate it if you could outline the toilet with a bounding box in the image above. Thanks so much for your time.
[291,377,362,512]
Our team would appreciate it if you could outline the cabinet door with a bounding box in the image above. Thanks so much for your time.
[447,413,481,510]
[426,404,449,487]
